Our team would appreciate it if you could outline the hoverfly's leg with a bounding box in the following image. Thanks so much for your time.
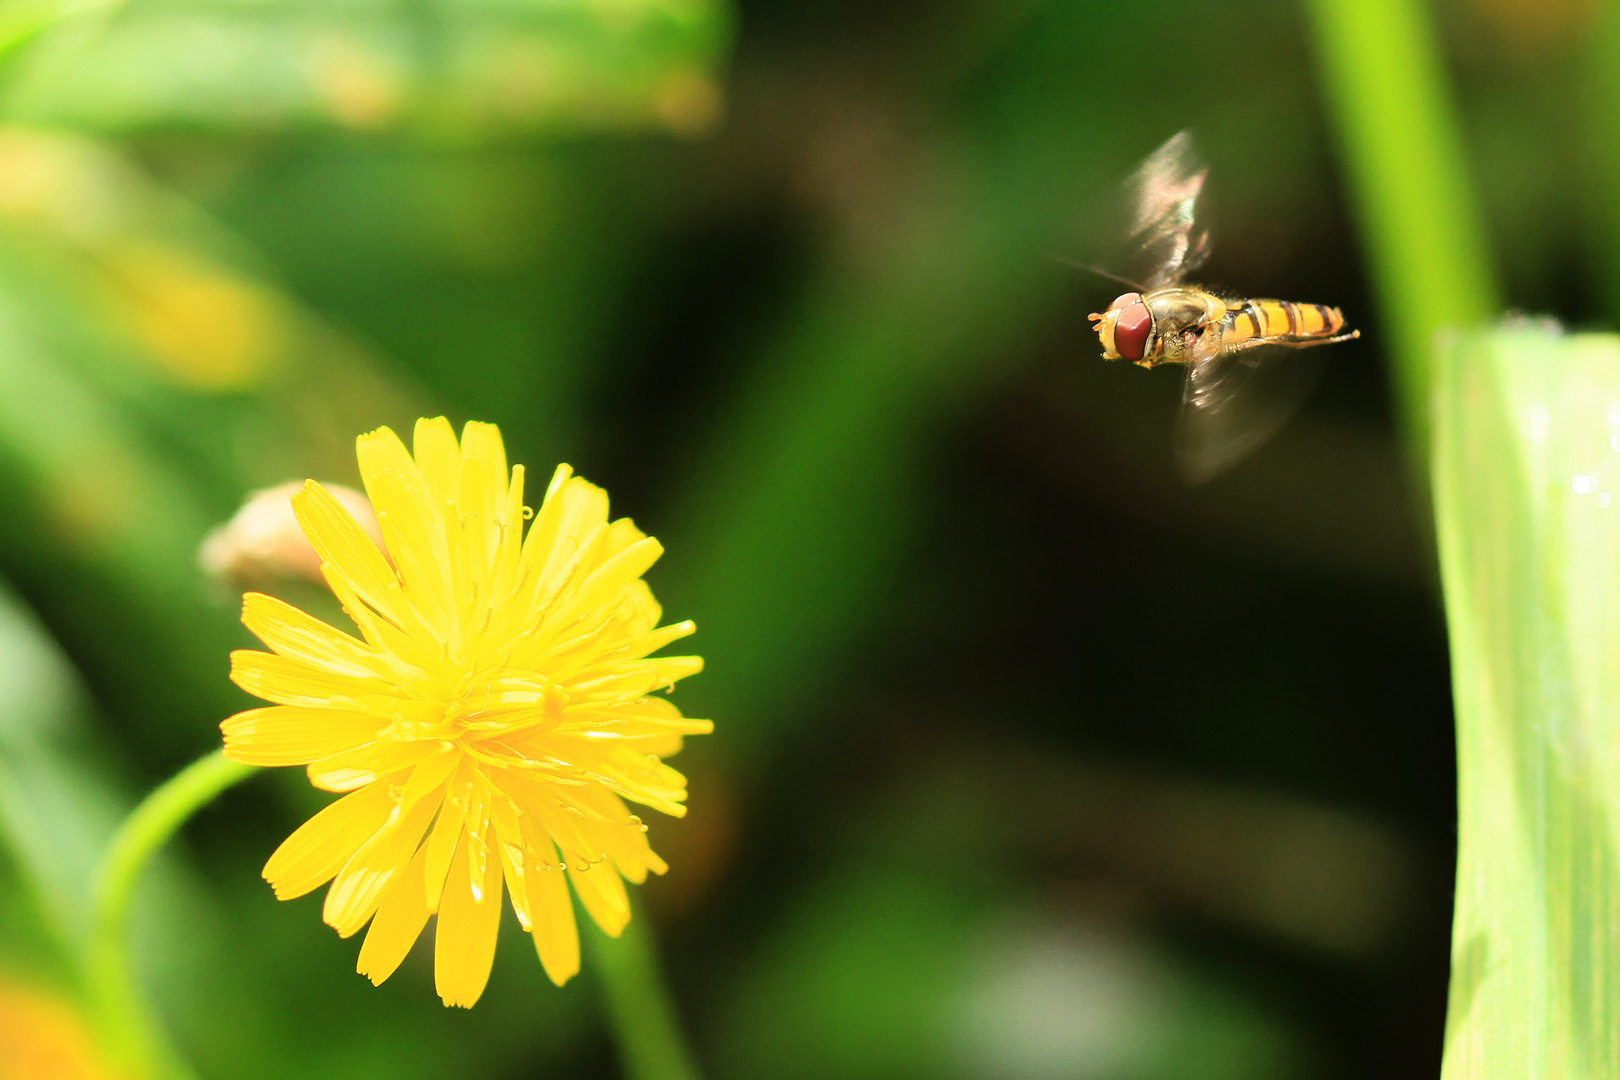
[1216,334,1272,354]
[1209,330,1285,362]
[1218,329,1361,354]
[1169,321,1228,365]
[1267,329,1361,348]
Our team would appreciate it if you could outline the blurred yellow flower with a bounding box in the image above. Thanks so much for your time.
[220,418,708,1006]
[0,980,110,1079]
[104,240,287,390]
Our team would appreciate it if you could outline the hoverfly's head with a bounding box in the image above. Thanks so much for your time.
[1087,291,1153,364]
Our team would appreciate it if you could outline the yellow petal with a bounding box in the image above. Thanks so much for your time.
[591,749,689,818]
[526,844,579,986]
[230,649,397,708]
[598,621,696,666]
[462,778,493,900]
[646,655,704,689]
[561,667,667,703]
[504,779,609,866]
[616,579,663,635]
[482,464,565,642]
[221,706,387,765]
[542,619,696,683]
[568,861,630,937]
[627,730,692,758]
[611,695,710,727]
[545,537,663,633]
[459,421,508,522]
[322,567,444,675]
[241,591,399,680]
[490,794,531,930]
[290,480,415,632]
[484,462,526,608]
[581,818,663,884]
[358,428,452,633]
[435,829,504,1008]
[519,467,579,579]
[412,417,462,511]
[448,455,482,611]
[453,437,496,569]
[547,701,711,759]
[571,518,647,580]
[565,789,665,882]
[536,480,610,593]
[263,781,395,900]
[324,791,440,937]
[398,743,462,805]
[305,738,441,793]
[616,843,667,883]
[563,696,713,760]
[423,766,470,911]
[357,843,431,985]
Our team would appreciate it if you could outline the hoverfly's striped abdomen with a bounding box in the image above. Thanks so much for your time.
[1227,299,1349,345]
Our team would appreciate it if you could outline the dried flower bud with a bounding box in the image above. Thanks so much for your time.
[200,481,380,585]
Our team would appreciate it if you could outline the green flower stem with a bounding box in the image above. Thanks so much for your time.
[587,910,702,1080]
[88,750,258,1080]
[1301,0,1500,451]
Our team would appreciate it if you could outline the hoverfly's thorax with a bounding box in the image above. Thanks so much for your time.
[1144,288,1222,333]
[1142,288,1225,366]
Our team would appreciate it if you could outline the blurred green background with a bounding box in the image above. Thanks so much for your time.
[0,0,1596,1076]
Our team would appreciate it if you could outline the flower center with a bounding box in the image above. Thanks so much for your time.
[394,669,570,744]
[447,670,570,737]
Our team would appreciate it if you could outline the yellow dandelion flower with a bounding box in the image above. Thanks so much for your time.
[220,418,709,1007]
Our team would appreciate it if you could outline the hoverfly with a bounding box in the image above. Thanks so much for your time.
[1084,131,1359,482]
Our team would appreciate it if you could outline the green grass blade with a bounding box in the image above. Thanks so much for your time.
[1587,0,1620,326]
[1302,0,1500,445]
[1433,324,1620,1078]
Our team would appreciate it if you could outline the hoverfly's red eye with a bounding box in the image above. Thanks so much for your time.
[1107,291,1143,312]
[1113,300,1152,361]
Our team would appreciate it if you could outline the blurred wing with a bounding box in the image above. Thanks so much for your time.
[1175,344,1324,484]
[1125,130,1212,291]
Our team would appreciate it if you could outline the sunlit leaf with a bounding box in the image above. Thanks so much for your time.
[1,0,729,139]
[1433,324,1620,1078]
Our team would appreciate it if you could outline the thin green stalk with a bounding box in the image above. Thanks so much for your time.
[587,910,702,1080]
[88,750,257,1080]
[1301,0,1500,450]
[1588,0,1620,324]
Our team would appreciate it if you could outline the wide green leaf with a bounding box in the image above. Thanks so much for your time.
[1434,323,1620,1079]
